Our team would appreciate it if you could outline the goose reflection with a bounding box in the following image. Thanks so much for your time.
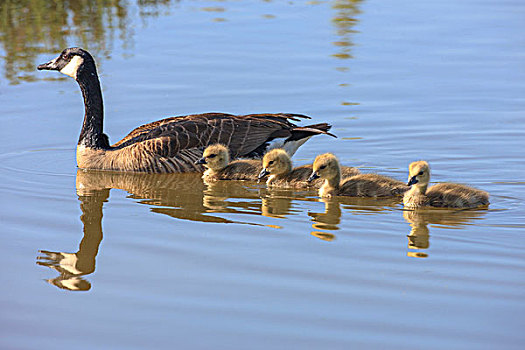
[36,170,274,291]
[37,188,107,291]
[76,169,266,224]
[404,209,489,258]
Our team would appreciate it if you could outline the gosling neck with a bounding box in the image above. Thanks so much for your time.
[319,169,341,197]
[76,68,109,149]
[326,168,341,190]
[410,182,428,195]
[275,161,292,178]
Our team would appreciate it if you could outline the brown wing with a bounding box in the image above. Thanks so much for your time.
[426,183,490,208]
[100,112,338,173]
[111,113,307,158]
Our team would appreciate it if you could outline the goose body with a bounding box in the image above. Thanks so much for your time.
[38,48,335,173]
[259,149,360,188]
[196,144,262,182]
[308,153,408,198]
[403,161,489,209]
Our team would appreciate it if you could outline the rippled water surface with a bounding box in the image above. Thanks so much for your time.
[1,0,524,349]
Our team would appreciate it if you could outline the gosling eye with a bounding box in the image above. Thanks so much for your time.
[418,171,424,176]
[268,160,274,165]
[319,165,327,170]
[208,154,217,159]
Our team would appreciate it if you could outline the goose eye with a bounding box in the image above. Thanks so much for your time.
[208,154,217,159]
[418,171,424,176]
[268,161,274,165]
[319,165,326,170]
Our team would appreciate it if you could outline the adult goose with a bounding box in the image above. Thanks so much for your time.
[37,47,335,173]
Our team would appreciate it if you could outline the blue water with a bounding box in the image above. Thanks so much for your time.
[1,0,524,349]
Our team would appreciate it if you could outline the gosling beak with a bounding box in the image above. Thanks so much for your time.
[407,175,419,186]
[307,172,320,183]
[258,168,270,180]
[195,157,206,165]
[37,57,60,71]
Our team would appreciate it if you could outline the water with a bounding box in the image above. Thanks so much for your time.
[1,0,524,349]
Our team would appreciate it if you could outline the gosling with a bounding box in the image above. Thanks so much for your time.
[403,161,489,209]
[258,149,360,188]
[308,153,409,198]
[196,144,262,182]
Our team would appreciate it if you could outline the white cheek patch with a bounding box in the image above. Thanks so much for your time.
[60,55,84,79]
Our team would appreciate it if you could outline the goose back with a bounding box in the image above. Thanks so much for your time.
[408,183,490,208]
[271,164,360,188]
[339,173,409,197]
[205,159,262,182]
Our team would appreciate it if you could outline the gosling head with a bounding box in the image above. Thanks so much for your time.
[407,161,431,187]
[37,47,96,80]
[195,144,230,171]
[308,153,340,182]
[258,149,292,180]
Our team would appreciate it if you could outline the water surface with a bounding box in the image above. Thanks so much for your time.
[1,0,524,349]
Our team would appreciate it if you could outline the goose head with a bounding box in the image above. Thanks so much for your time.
[258,149,292,180]
[38,47,96,80]
[308,153,340,182]
[196,144,230,170]
[407,161,431,187]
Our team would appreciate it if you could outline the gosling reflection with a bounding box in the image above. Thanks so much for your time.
[308,197,400,241]
[201,179,264,223]
[404,209,489,258]
[37,189,108,291]
[308,199,341,237]
[309,199,342,242]
[260,189,295,219]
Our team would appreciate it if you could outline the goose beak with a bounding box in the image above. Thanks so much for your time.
[258,168,270,180]
[195,157,206,165]
[407,175,419,186]
[307,172,320,183]
[37,57,60,71]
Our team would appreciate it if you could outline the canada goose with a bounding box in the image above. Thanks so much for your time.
[308,153,409,198]
[37,47,336,173]
[196,144,262,181]
[403,161,489,209]
[258,149,360,187]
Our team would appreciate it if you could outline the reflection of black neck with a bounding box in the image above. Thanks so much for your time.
[77,66,110,149]
[76,189,109,273]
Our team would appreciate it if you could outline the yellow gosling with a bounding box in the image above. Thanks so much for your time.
[403,161,489,209]
[308,153,408,198]
[258,149,360,188]
[196,144,262,182]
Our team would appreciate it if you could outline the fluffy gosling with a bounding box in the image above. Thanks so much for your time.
[403,161,489,209]
[196,144,262,182]
[308,153,408,198]
[258,149,360,188]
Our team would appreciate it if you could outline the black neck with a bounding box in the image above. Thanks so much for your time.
[77,67,109,149]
